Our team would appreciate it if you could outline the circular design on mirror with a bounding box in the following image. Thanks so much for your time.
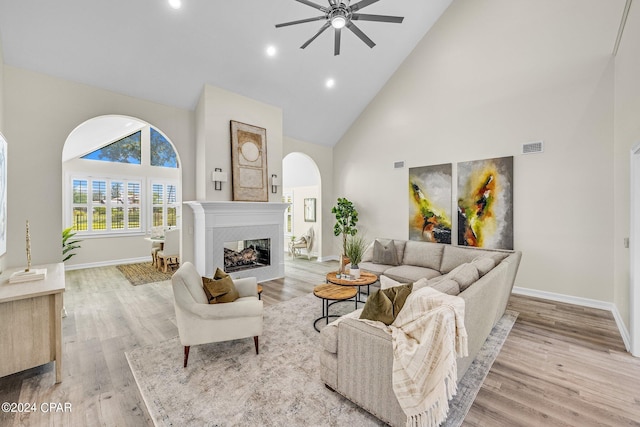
[241,141,260,162]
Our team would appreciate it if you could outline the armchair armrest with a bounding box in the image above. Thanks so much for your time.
[234,277,258,297]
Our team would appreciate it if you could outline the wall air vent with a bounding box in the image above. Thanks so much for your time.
[394,161,405,169]
[522,141,544,155]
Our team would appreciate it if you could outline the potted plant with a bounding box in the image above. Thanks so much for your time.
[62,226,82,262]
[331,197,359,275]
[345,234,367,279]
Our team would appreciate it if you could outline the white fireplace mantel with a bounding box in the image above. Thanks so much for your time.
[184,201,289,281]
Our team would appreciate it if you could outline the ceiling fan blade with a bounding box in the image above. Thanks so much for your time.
[300,21,332,49]
[276,16,327,28]
[350,0,380,12]
[334,27,341,56]
[294,0,329,12]
[351,13,404,23]
[346,21,375,48]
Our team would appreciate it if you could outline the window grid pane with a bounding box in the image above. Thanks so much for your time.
[128,182,140,205]
[73,180,88,204]
[93,207,106,230]
[153,207,164,227]
[73,207,88,231]
[92,181,106,203]
[128,207,140,229]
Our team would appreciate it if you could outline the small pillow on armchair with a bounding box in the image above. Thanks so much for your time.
[202,269,240,304]
[360,283,413,325]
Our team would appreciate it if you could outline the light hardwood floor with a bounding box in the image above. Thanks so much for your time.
[0,257,638,426]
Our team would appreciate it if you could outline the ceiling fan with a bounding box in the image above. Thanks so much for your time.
[275,0,404,56]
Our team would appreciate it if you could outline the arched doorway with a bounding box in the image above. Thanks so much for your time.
[283,152,322,260]
[61,115,182,268]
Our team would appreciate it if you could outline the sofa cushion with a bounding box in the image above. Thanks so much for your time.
[402,240,444,271]
[383,265,441,283]
[360,261,393,277]
[430,279,461,295]
[440,246,482,273]
[360,283,413,325]
[373,239,400,266]
[446,263,480,291]
[471,256,496,276]
[361,241,375,263]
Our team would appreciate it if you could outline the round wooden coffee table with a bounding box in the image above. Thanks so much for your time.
[313,284,357,332]
[326,271,378,305]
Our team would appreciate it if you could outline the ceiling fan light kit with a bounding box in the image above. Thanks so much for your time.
[276,0,404,56]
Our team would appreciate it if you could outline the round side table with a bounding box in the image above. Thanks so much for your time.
[313,284,357,332]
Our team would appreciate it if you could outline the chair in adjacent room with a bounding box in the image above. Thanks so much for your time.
[171,262,263,367]
[156,228,180,272]
[289,227,314,260]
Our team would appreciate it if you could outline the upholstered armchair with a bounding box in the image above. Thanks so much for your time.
[289,227,314,260]
[171,262,263,367]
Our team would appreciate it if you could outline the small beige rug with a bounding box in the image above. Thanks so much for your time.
[116,262,174,286]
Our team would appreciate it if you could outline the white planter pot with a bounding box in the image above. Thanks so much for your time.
[350,267,361,279]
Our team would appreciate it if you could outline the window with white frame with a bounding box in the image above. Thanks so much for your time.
[71,177,142,233]
[151,182,179,228]
[65,124,180,236]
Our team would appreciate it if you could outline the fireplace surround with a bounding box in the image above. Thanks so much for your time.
[184,201,288,282]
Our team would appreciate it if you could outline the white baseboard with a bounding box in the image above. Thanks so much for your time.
[64,256,150,271]
[512,286,631,352]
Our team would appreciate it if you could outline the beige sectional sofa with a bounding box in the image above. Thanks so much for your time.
[319,239,522,426]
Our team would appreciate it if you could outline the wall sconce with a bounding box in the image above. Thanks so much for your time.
[212,168,228,191]
[271,174,281,194]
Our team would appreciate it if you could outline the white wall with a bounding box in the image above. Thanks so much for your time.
[0,35,5,273]
[3,66,196,269]
[194,85,283,203]
[284,136,335,260]
[614,2,640,331]
[333,0,622,304]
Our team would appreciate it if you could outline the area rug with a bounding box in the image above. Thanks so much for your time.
[116,262,173,286]
[126,293,517,426]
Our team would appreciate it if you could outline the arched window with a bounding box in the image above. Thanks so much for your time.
[64,119,181,236]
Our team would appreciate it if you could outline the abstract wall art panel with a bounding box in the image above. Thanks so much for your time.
[457,156,513,249]
[409,163,452,244]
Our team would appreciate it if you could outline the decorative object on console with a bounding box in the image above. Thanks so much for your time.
[409,163,452,244]
[212,168,228,191]
[275,0,404,56]
[10,220,47,283]
[331,197,359,275]
[457,156,514,249]
[230,120,268,202]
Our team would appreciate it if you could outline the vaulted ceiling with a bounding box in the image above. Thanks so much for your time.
[0,0,452,146]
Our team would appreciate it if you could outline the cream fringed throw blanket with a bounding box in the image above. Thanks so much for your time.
[389,286,468,427]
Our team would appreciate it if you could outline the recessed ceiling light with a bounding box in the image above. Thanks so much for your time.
[266,45,277,57]
[326,78,336,89]
[168,0,181,10]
